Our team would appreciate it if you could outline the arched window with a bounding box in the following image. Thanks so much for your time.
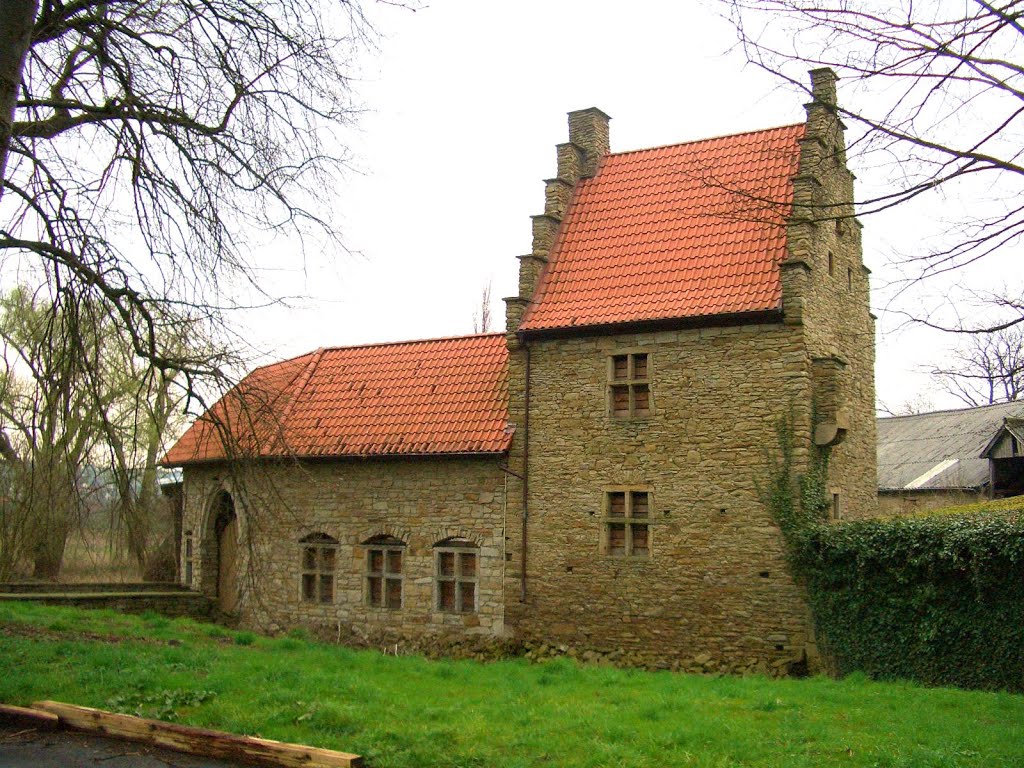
[363,535,405,610]
[434,537,478,614]
[299,533,338,604]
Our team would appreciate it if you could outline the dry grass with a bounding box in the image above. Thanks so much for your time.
[50,528,140,583]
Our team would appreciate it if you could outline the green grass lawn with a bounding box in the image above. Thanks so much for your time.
[1,603,1022,768]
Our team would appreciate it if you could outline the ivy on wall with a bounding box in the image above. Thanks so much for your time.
[762,413,1024,691]
[758,411,831,541]
[794,512,1024,691]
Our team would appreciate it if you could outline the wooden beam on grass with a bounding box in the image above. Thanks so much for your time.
[31,701,363,768]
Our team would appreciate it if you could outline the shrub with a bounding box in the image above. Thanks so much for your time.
[794,510,1024,691]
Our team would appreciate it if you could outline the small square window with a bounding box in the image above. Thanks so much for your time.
[609,353,652,419]
[608,523,626,556]
[609,492,626,517]
[439,551,455,577]
[385,578,402,610]
[439,580,456,612]
[302,573,317,601]
[303,547,317,571]
[632,525,649,556]
[602,490,653,557]
[460,582,476,613]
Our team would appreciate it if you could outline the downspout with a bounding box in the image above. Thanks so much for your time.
[501,468,507,632]
[520,341,531,603]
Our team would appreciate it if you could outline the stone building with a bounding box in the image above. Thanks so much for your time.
[163,69,877,670]
[877,401,1024,516]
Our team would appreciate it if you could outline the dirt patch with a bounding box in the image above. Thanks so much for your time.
[0,724,249,767]
[0,621,146,646]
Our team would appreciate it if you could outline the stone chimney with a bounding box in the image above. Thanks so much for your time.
[567,107,611,179]
[504,108,612,334]
[810,68,837,107]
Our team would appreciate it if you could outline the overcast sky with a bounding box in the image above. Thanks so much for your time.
[238,0,1016,415]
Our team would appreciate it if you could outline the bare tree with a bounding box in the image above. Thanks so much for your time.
[0,0,388,578]
[1,0,375,400]
[472,281,493,334]
[877,393,937,418]
[0,288,103,578]
[720,0,1024,332]
[0,287,190,579]
[931,325,1024,406]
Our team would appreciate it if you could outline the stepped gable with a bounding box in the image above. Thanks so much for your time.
[518,123,805,333]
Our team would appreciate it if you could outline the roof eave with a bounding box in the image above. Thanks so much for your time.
[518,307,784,341]
[163,447,512,469]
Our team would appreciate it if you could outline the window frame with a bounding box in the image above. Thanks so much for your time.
[600,488,654,558]
[434,537,479,614]
[299,533,338,605]
[608,352,652,419]
[183,530,194,587]
[830,491,843,521]
[364,535,406,611]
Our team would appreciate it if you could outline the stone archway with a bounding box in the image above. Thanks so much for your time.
[210,490,238,615]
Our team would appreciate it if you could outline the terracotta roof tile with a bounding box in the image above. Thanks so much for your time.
[162,334,511,465]
[519,124,805,332]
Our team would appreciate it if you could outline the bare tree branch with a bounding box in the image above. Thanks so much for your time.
[931,324,1024,405]
[719,0,1024,331]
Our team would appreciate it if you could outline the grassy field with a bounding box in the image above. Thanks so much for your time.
[1,604,1022,768]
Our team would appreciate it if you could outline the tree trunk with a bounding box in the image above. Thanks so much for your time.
[0,0,38,193]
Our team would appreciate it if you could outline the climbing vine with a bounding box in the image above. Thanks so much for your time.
[758,410,830,548]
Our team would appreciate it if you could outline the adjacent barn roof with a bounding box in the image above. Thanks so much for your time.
[518,124,805,333]
[162,334,511,466]
[876,401,1024,491]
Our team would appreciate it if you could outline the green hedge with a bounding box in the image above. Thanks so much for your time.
[794,510,1024,691]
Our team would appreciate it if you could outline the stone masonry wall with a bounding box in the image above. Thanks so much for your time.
[179,457,508,642]
[878,489,986,517]
[504,323,814,669]
[788,69,878,521]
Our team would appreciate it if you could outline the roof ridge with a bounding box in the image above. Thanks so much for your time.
[311,331,505,354]
[271,347,327,448]
[607,122,805,159]
[879,401,1024,421]
[246,348,318,375]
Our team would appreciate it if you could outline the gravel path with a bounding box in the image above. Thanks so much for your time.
[0,724,254,767]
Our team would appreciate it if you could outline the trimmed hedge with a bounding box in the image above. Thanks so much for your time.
[794,510,1024,691]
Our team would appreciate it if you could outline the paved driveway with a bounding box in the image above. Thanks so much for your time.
[0,724,252,767]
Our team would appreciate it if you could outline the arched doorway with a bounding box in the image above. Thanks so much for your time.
[211,491,239,614]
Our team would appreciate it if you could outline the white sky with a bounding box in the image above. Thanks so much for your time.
[238,0,1018,415]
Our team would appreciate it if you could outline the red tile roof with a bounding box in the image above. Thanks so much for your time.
[518,124,805,332]
[162,334,511,465]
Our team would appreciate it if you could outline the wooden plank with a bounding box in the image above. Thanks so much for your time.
[32,701,362,768]
[0,703,60,730]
